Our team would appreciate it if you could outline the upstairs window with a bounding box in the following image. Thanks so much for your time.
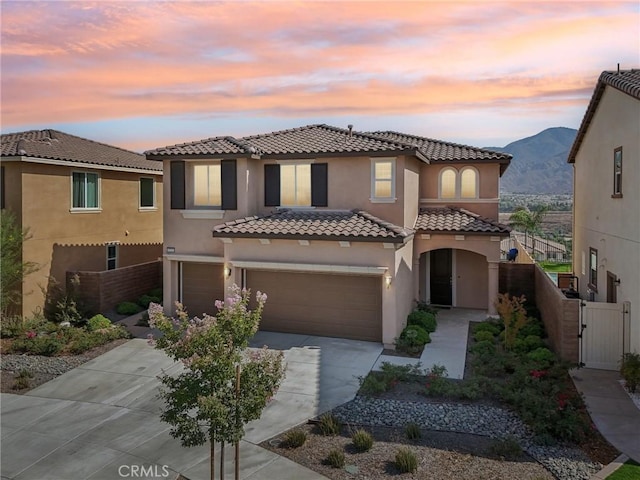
[72,172,99,209]
[194,164,222,207]
[139,177,155,208]
[613,147,622,197]
[281,163,311,206]
[371,158,396,202]
[438,167,478,199]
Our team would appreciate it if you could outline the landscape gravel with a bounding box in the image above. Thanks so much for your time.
[2,353,94,375]
[332,396,602,480]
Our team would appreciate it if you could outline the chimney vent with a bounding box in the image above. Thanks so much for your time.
[347,124,353,138]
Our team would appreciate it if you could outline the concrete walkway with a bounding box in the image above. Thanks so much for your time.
[570,368,640,462]
[1,334,383,480]
[373,308,487,379]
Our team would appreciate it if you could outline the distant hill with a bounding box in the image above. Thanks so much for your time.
[487,127,577,194]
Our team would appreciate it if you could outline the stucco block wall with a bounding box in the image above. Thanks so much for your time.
[499,263,536,303]
[572,87,640,353]
[70,260,162,314]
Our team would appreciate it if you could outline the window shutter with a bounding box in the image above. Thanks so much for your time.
[221,159,237,210]
[264,164,280,206]
[170,161,185,210]
[311,163,328,207]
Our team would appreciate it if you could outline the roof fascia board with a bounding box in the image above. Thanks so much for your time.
[212,231,410,244]
[230,260,388,276]
[146,153,249,161]
[5,155,162,175]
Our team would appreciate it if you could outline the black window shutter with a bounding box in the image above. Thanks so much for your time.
[264,164,280,206]
[311,163,328,207]
[221,159,237,210]
[170,161,185,210]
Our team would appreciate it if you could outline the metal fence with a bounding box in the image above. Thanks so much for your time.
[501,232,571,263]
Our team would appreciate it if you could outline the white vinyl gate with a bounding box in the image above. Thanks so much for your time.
[579,301,629,370]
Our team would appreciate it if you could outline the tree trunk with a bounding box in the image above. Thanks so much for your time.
[235,365,240,480]
[220,442,225,480]
[210,438,215,480]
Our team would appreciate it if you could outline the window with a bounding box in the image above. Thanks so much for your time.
[194,164,222,206]
[106,243,118,270]
[72,172,99,209]
[460,167,478,198]
[613,147,622,197]
[589,247,598,291]
[139,177,155,208]
[281,163,311,206]
[371,158,395,201]
[440,168,456,199]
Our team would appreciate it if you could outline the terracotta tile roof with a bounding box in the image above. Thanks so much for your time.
[415,207,511,235]
[212,209,412,243]
[146,124,423,160]
[1,129,160,172]
[366,131,511,163]
[568,69,640,163]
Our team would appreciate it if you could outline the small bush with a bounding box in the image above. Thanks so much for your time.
[414,300,438,315]
[474,322,501,336]
[474,330,495,343]
[11,334,63,356]
[395,447,418,473]
[519,319,545,338]
[379,361,423,381]
[405,422,422,440]
[489,436,523,459]
[12,369,34,390]
[620,352,640,393]
[148,287,163,299]
[137,294,161,309]
[318,413,341,436]
[470,340,496,356]
[358,373,390,395]
[283,429,307,448]
[87,314,112,331]
[352,429,374,452]
[324,449,345,468]
[514,335,545,353]
[116,301,143,316]
[398,325,430,351]
[1,316,26,338]
[407,310,437,333]
[527,347,556,368]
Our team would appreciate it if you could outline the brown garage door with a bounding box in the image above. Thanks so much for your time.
[181,263,224,317]
[246,270,382,342]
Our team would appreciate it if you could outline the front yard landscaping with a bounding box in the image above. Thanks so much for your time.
[263,295,620,480]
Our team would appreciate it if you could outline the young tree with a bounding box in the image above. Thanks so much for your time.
[508,205,549,255]
[0,210,39,317]
[148,285,285,480]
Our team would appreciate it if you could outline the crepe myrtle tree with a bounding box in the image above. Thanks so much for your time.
[148,285,285,480]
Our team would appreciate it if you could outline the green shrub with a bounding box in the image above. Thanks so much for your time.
[470,340,496,356]
[519,318,545,338]
[116,301,143,316]
[405,422,422,440]
[148,287,163,299]
[514,335,545,353]
[1,316,26,338]
[407,310,437,333]
[68,325,130,354]
[526,347,556,368]
[474,330,495,343]
[399,324,430,348]
[379,361,423,381]
[474,322,501,336]
[12,370,33,390]
[11,334,63,356]
[489,437,523,459]
[358,373,390,395]
[137,294,161,309]
[395,447,418,473]
[414,300,438,315]
[87,314,112,331]
[283,429,307,448]
[318,413,341,436]
[351,429,374,452]
[620,352,640,393]
[324,449,345,468]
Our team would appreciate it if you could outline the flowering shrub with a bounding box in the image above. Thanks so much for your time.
[147,284,285,470]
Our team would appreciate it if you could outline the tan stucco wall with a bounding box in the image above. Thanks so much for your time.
[16,162,162,316]
[2,161,23,220]
[573,86,640,353]
[456,249,489,309]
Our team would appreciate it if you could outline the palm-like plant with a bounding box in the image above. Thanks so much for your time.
[509,205,549,255]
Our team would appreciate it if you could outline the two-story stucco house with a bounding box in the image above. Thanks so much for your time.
[146,124,511,347]
[1,129,163,317]
[568,69,640,356]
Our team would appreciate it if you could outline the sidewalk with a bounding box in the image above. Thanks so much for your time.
[570,368,640,462]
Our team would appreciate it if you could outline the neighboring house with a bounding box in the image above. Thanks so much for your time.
[500,232,568,262]
[568,68,640,355]
[146,124,511,347]
[1,129,163,317]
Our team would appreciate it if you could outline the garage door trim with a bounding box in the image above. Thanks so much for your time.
[232,260,388,276]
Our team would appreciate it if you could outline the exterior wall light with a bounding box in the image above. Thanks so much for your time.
[385,274,392,288]
[224,265,232,278]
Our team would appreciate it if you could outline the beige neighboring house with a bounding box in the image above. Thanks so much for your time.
[146,124,511,347]
[568,69,640,355]
[1,129,163,317]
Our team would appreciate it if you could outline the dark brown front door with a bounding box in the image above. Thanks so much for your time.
[606,271,617,303]
[430,249,452,306]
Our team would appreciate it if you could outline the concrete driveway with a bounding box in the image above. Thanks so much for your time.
[1,333,383,480]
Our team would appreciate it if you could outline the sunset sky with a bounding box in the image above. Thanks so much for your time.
[1,1,638,152]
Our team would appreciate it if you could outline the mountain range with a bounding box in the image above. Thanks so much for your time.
[487,127,577,194]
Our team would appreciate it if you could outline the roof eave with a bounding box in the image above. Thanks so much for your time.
[416,229,510,236]
[211,231,409,244]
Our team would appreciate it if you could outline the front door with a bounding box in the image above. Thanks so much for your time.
[430,249,452,306]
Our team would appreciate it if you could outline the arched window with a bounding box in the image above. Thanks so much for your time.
[440,168,456,199]
[460,167,478,198]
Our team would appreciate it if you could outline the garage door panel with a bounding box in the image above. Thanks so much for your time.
[247,270,381,342]
[181,263,224,317]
